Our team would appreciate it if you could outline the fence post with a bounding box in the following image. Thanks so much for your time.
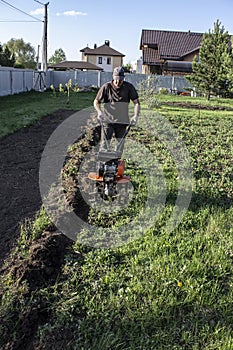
[10,70,13,95]
[23,71,25,92]
[74,70,77,86]
[98,71,101,88]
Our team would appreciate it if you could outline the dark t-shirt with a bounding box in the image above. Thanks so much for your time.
[95,81,139,123]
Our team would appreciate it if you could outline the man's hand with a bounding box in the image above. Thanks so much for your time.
[131,115,138,125]
[97,111,103,122]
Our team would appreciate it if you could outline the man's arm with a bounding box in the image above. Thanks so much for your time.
[93,98,103,121]
[133,98,140,117]
[131,98,140,125]
[94,98,102,114]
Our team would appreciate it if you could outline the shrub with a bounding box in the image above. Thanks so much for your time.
[137,76,160,108]
[158,87,168,95]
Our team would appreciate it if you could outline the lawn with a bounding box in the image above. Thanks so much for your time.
[0,92,233,349]
[0,89,97,138]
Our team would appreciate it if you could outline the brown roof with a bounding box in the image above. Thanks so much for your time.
[80,43,125,57]
[80,47,94,54]
[48,61,103,71]
[140,29,203,63]
[142,47,161,64]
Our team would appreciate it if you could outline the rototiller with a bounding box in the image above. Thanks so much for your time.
[88,120,132,201]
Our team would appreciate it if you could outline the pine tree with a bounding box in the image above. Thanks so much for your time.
[49,48,66,65]
[188,20,233,99]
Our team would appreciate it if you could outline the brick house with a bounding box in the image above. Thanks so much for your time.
[80,40,125,72]
[140,29,203,75]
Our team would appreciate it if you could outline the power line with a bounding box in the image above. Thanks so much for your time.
[34,0,44,5]
[0,20,40,22]
[0,0,43,22]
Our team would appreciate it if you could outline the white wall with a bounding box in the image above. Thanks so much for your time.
[95,56,112,72]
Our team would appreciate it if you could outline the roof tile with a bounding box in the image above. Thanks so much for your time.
[80,44,124,57]
[141,29,203,63]
[48,61,103,70]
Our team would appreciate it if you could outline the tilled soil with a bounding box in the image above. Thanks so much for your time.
[0,109,76,266]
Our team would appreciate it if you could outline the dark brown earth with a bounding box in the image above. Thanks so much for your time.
[162,101,233,110]
[0,109,94,350]
[0,109,76,266]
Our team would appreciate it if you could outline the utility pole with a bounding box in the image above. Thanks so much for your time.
[34,0,49,72]
[36,44,40,70]
[42,2,49,71]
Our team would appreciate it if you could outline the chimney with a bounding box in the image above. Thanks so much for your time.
[105,40,110,46]
[94,43,97,49]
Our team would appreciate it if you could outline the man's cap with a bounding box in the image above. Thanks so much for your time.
[113,66,125,80]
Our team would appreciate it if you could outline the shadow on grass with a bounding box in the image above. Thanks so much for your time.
[39,301,233,349]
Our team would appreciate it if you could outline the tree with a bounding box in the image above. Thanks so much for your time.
[187,20,233,99]
[122,63,132,73]
[3,46,15,67]
[4,38,36,69]
[0,44,3,65]
[0,44,15,67]
[49,48,66,65]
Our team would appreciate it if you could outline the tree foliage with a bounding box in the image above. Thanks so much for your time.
[4,38,36,69]
[122,63,132,73]
[188,20,233,99]
[0,44,15,67]
[49,48,66,65]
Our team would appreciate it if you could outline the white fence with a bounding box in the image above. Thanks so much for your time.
[48,70,149,90]
[0,67,34,96]
[0,67,192,97]
[0,67,51,96]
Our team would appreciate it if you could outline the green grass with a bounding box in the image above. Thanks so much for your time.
[0,93,233,349]
[0,90,96,138]
[157,94,233,109]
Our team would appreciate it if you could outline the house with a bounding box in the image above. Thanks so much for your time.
[48,61,103,71]
[131,57,143,73]
[140,29,203,75]
[80,40,125,72]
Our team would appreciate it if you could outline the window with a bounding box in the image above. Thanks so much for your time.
[98,57,102,64]
[107,57,111,64]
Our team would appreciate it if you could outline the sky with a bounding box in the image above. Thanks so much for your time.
[0,0,233,64]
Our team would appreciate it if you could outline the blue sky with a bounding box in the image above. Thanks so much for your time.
[0,0,233,64]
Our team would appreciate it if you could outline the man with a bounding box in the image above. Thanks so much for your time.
[93,66,140,156]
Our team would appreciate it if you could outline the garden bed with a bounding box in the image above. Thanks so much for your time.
[0,109,75,265]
